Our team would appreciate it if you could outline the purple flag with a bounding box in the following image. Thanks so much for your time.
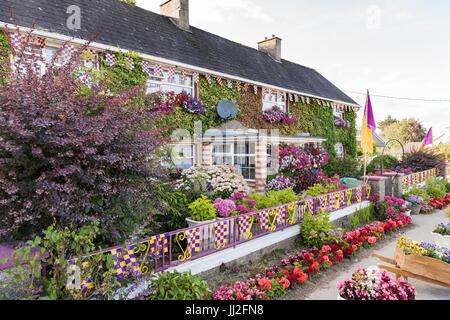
[422,127,433,146]
[364,90,376,131]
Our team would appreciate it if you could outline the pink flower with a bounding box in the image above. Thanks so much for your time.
[237,205,248,213]
[386,207,395,214]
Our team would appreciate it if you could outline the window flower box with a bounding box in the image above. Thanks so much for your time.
[262,106,296,124]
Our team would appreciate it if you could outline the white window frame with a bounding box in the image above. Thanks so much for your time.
[146,68,194,96]
[333,110,345,120]
[335,143,345,159]
[170,144,196,170]
[262,92,287,112]
[212,142,256,181]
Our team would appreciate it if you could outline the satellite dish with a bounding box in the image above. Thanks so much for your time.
[217,100,238,120]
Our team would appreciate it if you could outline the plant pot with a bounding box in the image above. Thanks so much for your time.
[404,210,411,217]
[185,217,217,251]
[410,204,421,215]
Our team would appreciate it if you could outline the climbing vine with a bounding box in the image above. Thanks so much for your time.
[0,31,10,87]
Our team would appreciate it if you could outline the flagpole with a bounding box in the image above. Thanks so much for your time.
[363,90,369,185]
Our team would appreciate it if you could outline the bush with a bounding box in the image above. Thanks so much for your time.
[248,188,298,211]
[188,195,217,222]
[299,211,342,248]
[425,177,447,200]
[0,29,170,243]
[366,155,399,173]
[322,156,361,179]
[2,222,119,300]
[400,149,446,174]
[178,165,248,201]
[148,270,210,300]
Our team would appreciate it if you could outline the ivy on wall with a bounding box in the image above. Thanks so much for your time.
[0,31,10,87]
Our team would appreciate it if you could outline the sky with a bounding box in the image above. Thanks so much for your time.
[136,0,450,142]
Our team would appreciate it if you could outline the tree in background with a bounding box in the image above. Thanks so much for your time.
[379,117,426,149]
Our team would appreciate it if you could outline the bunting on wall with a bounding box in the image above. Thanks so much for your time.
[141,61,151,76]
[104,52,117,67]
[37,37,46,49]
[61,43,75,62]
[243,82,248,92]
[289,93,293,102]
[300,96,305,104]
[205,74,212,85]
[153,64,164,78]
[167,66,176,80]
[192,72,199,84]
[236,81,242,92]
[227,79,233,89]
[125,57,135,71]
[253,85,258,95]
[83,48,96,65]
[294,94,299,103]
[181,69,187,81]
[306,97,310,104]
[215,76,223,86]
[9,31,25,50]
[262,87,268,95]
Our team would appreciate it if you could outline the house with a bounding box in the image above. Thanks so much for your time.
[0,0,360,193]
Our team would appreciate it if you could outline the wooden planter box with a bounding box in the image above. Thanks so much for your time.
[372,247,450,288]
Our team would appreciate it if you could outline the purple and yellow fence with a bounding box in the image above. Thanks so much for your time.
[1,185,370,292]
[84,185,370,280]
[402,168,439,189]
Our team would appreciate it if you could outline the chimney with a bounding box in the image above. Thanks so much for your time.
[257,35,282,62]
[160,0,190,31]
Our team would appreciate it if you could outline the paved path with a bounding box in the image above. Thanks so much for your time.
[282,210,450,300]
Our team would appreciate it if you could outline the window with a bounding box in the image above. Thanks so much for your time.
[335,143,345,159]
[212,142,256,180]
[170,144,195,169]
[146,68,194,96]
[333,110,345,120]
[263,91,287,112]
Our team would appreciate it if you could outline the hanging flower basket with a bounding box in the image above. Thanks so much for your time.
[262,106,296,124]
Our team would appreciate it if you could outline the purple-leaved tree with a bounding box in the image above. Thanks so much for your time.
[0,26,170,243]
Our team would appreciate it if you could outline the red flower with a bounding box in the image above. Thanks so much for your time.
[368,237,376,244]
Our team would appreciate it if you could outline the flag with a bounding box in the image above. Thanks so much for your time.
[253,85,258,95]
[418,127,433,151]
[167,66,176,80]
[361,90,376,153]
[216,76,223,86]
[104,53,116,67]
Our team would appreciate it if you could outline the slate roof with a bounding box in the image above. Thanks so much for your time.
[0,0,358,105]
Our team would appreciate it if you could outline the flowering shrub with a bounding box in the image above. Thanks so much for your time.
[369,194,406,220]
[214,214,411,300]
[433,222,450,236]
[337,268,416,300]
[267,144,328,192]
[406,195,423,206]
[179,165,249,200]
[429,194,450,210]
[213,198,237,218]
[0,29,170,242]
[299,211,343,248]
[262,106,296,124]
[214,279,268,300]
[265,175,297,191]
[420,202,434,214]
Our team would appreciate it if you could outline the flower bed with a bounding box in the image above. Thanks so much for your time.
[429,194,450,210]
[337,267,416,300]
[213,214,411,300]
[433,223,450,236]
